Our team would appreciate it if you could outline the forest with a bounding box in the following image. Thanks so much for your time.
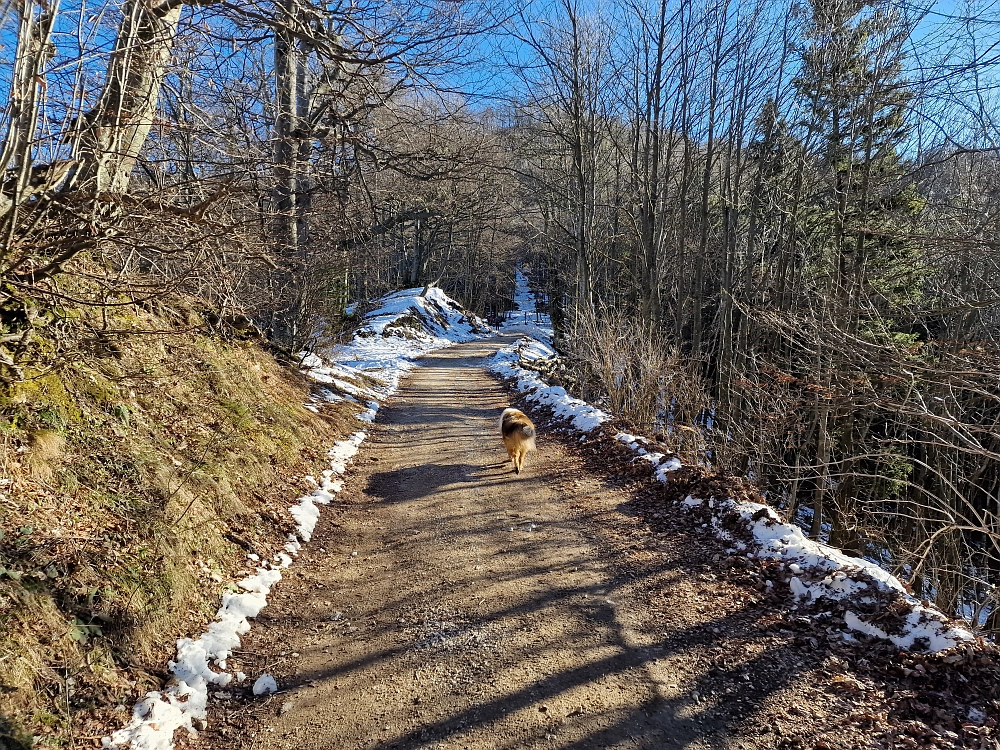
[1,0,999,655]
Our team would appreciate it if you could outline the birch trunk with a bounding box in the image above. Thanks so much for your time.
[73,0,184,193]
[0,0,60,258]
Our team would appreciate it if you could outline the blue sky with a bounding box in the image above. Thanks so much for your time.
[1,0,997,155]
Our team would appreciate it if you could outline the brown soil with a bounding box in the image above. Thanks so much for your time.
[199,339,994,750]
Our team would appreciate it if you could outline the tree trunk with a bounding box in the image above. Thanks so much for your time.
[294,37,313,259]
[273,8,297,258]
[691,7,726,359]
[0,0,60,254]
[73,0,184,192]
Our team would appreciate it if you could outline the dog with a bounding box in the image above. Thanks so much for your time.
[500,407,536,474]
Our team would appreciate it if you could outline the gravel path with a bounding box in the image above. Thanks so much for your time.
[205,338,856,750]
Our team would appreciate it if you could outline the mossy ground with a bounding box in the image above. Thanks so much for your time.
[0,299,363,747]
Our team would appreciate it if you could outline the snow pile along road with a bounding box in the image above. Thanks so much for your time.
[103,434,364,750]
[491,338,610,433]
[490,273,973,654]
[301,286,488,422]
[679,495,973,652]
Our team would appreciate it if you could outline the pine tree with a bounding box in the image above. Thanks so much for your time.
[794,0,917,316]
[791,0,921,544]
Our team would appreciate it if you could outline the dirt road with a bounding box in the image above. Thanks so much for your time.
[206,339,860,750]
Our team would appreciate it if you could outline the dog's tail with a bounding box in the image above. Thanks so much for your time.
[513,422,536,452]
[502,408,537,451]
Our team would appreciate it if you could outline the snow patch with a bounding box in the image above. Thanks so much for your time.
[252,674,278,696]
[654,457,683,481]
[285,432,364,548]
[843,610,968,654]
[101,568,282,749]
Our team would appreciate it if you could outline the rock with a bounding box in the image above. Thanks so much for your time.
[830,674,865,693]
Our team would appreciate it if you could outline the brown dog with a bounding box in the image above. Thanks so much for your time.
[500,407,536,474]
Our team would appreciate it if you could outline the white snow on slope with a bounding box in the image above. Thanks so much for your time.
[104,288,482,749]
[500,268,555,346]
[490,273,973,653]
[285,433,364,559]
[491,339,609,432]
[301,287,486,422]
[688,494,973,652]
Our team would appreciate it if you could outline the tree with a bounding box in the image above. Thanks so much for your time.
[791,0,917,541]
[511,0,611,326]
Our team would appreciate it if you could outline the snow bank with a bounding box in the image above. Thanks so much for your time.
[683,494,973,652]
[100,567,282,750]
[491,272,972,653]
[301,287,486,422]
[491,339,610,432]
[499,268,555,346]
[103,432,365,749]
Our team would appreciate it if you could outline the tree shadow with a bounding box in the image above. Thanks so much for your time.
[246,518,817,750]
[364,464,488,505]
[249,591,814,750]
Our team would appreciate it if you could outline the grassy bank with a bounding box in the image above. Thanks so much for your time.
[0,300,359,748]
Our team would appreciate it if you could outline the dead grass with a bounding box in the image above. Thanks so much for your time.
[25,430,65,483]
[0,299,364,745]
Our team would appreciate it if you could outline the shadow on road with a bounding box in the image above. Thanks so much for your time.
[220,338,815,750]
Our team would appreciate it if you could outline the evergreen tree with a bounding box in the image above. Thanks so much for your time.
[791,0,922,544]
[793,0,918,317]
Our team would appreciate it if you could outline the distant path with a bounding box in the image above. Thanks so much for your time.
[208,338,848,750]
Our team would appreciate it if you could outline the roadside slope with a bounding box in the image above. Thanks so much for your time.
[0,304,358,748]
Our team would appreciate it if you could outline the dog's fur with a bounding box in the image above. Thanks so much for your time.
[501,407,536,474]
